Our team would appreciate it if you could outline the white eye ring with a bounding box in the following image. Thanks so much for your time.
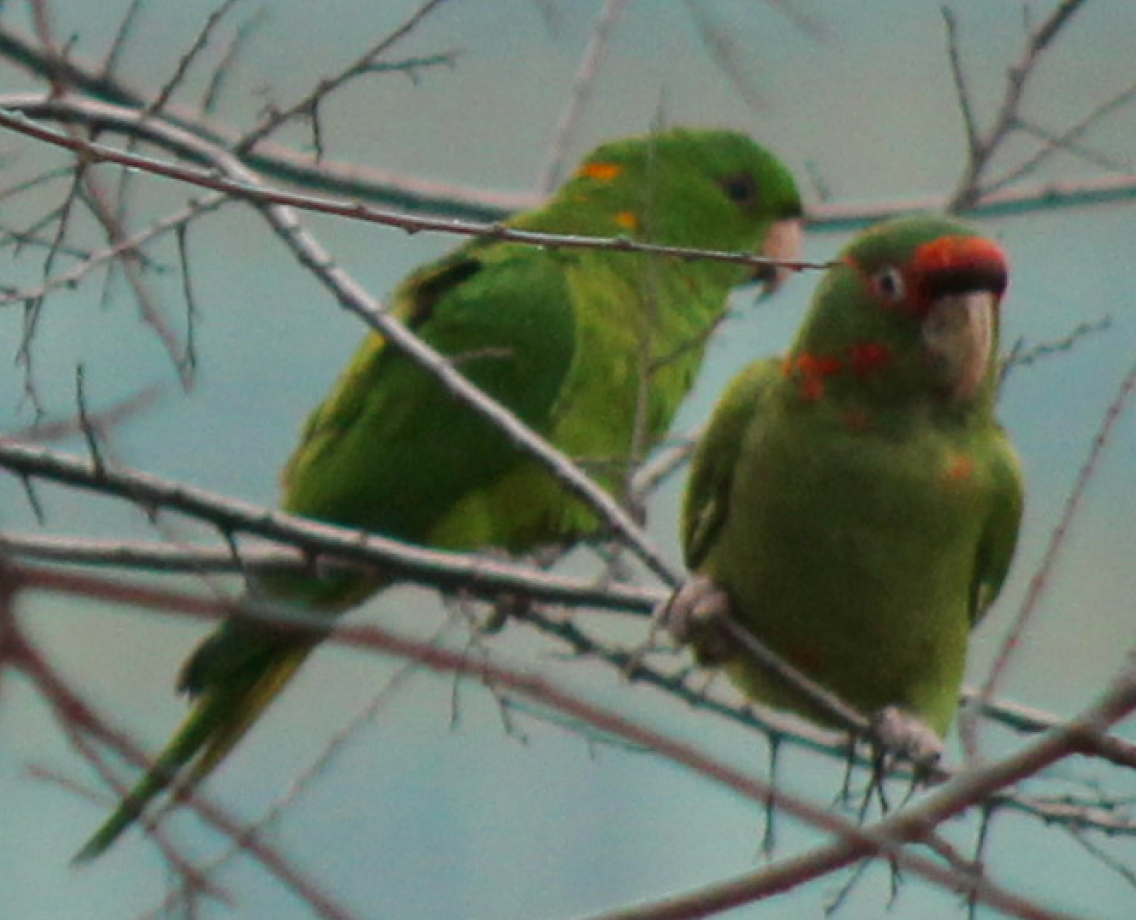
[872,266,906,303]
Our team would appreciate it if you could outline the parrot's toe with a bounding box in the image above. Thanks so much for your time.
[662,575,738,663]
[870,705,944,768]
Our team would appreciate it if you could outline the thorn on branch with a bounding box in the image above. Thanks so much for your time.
[360,51,459,83]
[74,364,106,476]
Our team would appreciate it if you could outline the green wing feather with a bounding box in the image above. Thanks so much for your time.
[970,429,1024,625]
[281,244,578,558]
[681,358,780,569]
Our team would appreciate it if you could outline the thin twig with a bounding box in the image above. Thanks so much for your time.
[1000,317,1112,382]
[102,0,146,78]
[941,7,979,155]
[983,73,1136,195]
[0,22,531,218]
[148,0,241,118]
[946,0,1092,209]
[686,0,765,113]
[201,8,268,114]
[74,166,193,388]
[11,384,161,442]
[0,193,227,307]
[538,0,629,193]
[137,640,433,920]
[236,0,453,154]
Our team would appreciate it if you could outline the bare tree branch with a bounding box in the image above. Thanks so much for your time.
[1,567,363,920]
[16,559,1126,920]
[946,0,1093,209]
[0,21,531,218]
[235,0,454,155]
[0,439,662,614]
[147,0,242,120]
[0,96,819,275]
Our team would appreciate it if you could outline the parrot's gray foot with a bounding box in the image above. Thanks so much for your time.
[661,575,738,664]
[870,706,944,768]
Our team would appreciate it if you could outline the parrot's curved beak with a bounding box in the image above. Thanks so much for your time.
[922,291,996,403]
[755,217,803,295]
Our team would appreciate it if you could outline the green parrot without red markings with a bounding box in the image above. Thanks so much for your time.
[673,214,1022,751]
[76,127,803,859]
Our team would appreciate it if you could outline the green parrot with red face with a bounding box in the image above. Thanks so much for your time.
[672,214,1022,752]
[76,127,803,859]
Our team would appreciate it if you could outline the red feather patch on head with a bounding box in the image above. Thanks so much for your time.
[911,235,1009,313]
[852,235,1009,316]
[914,235,1007,276]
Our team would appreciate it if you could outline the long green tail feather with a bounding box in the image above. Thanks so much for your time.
[73,646,310,862]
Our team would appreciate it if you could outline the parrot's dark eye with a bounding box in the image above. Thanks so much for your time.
[720,172,760,206]
[871,266,906,303]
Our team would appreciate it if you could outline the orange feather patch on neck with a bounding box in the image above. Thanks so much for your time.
[786,341,894,401]
[614,210,639,231]
[578,162,624,182]
[942,452,976,485]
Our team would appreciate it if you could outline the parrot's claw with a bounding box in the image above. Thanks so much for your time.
[661,575,738,664]
[870,706,944,769]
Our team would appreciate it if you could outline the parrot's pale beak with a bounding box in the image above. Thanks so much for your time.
[756,217,803,295]
[922,291,996,403]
